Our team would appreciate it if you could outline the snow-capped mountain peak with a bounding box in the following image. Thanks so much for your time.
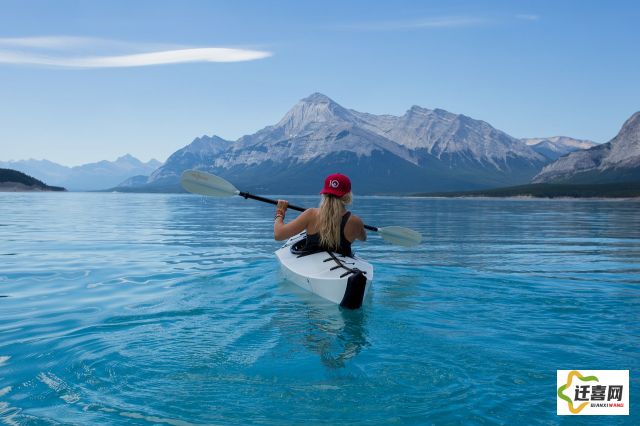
[274,93,355,136]
[140,93,561,193]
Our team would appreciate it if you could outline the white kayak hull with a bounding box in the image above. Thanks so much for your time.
[275,232,374,307]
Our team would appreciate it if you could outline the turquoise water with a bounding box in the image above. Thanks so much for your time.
[0,193,638,425]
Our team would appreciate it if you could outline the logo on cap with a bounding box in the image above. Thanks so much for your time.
[330,179,339,188]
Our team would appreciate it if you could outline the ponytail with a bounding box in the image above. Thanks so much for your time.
[318,192,352,250]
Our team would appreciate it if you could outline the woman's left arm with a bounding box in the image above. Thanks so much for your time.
[274,201,311,241]
[355,215,367,242]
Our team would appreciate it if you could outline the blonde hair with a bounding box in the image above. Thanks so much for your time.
[318,192,352,250]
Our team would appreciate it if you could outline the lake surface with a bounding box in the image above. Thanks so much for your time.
[0,193,638,425]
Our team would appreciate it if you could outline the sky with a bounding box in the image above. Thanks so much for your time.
[0,0,639,166]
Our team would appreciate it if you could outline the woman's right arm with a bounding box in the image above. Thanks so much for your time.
[274,207,312,241]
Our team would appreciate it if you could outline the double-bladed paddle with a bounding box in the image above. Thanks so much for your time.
[180,169,422,247]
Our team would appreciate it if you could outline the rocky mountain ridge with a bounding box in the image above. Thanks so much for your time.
[533,112,640,183]
[131,93,563,194]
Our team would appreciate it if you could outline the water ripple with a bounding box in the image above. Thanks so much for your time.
[0,194,638,424]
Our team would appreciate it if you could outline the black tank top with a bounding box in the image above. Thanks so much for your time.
[304,211,353,257]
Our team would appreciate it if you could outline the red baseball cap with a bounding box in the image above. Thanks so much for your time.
[320,173,351,197]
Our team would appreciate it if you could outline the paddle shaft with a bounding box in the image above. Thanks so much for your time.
[238,191,379,232]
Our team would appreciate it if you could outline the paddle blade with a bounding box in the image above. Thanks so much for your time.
[377,226,422,247]
[180,170,239,197]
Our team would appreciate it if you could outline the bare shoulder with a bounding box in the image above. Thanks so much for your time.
[348,213,364,226]
[303,208,318,218]
[299,207,317,225]
[346,212,366,241]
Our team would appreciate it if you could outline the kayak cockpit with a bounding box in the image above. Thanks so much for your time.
[275,232,373,308]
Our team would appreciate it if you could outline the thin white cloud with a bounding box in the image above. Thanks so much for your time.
[0,36,272,68]
[0,36,183,52]
[337,16,488,31]
[0,36,98,49]
[516,14,540,21]
[0,48,271,68]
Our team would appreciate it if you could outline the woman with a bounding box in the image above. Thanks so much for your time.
[273,173,366,256]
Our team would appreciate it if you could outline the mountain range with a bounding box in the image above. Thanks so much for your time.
[0,155,162,191]
[6,94,635,195]
[121,93,596,194]
[533,112,640,184]
[522,137,596,160]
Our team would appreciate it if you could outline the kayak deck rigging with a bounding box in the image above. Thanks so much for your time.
[275,232,373,308]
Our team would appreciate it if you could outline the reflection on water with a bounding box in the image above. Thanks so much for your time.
[0,193,638,424]
[300,304,369,369]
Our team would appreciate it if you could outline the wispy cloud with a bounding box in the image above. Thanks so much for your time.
[516,14,540,21]
[336,16,489,31]
[0,36,272,68]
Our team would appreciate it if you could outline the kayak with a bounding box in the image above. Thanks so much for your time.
[275,232,374,309]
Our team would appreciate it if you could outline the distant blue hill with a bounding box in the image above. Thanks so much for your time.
[0,168,65,191]
[0,155,162,191]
